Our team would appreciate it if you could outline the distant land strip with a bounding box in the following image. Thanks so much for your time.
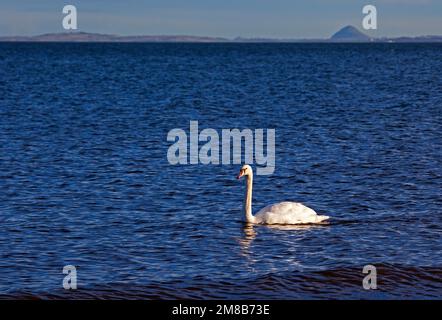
[1,26,442,43]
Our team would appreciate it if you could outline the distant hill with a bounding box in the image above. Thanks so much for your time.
[0,32,228,43]
[1,27,441,43]
[330,25,372,42]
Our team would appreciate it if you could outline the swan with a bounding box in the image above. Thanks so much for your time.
[236,165,329,225]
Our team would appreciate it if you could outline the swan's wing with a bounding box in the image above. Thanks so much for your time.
[255,201,328,224]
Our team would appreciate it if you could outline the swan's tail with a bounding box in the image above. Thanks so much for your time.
[316,215,330,223]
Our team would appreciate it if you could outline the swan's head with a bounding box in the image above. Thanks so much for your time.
[237,165,252,180]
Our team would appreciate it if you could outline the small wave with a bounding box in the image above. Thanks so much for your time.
[2,264,440,300]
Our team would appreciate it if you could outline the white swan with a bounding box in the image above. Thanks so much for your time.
[236,165,329,225]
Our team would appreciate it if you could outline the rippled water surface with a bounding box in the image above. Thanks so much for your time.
[0,43,441,299]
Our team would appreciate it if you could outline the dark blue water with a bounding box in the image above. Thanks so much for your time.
[0,43,441,299]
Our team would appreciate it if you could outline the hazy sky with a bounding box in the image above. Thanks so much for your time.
[0,0,440,38]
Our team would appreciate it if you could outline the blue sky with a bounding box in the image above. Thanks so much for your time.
[0,0,440,37]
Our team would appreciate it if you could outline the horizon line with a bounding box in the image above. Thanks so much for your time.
[1,25,442,42]
[1,32,442,41]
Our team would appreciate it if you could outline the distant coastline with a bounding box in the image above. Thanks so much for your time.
[1,26,442,43]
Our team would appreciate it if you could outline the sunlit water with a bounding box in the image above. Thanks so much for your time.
[0,43,441,299]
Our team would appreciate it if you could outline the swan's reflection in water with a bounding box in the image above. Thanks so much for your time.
[238,223,257,254]
[237,223,258,268]
[265,223,329,231]
[238,222,330,260]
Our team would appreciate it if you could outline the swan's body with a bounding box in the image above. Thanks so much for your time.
[254,201,328,224]
[237,165,329,225]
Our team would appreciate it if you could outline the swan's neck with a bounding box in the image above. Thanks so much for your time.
[243,175,255,223]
